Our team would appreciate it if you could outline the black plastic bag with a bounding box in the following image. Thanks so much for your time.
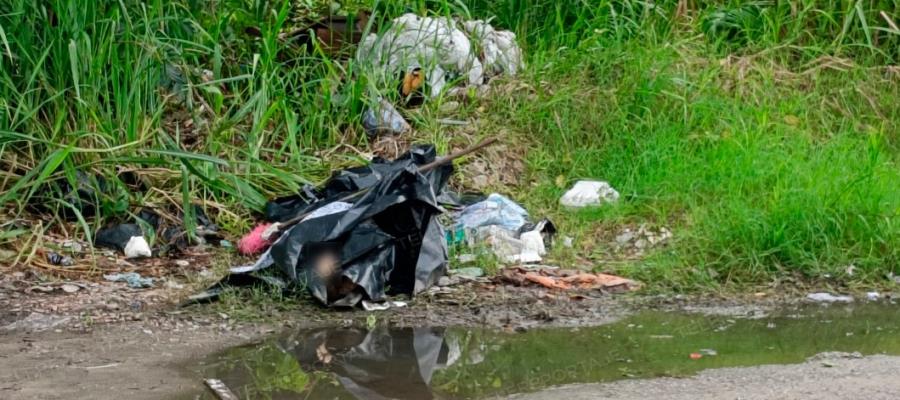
[223,145,451,307]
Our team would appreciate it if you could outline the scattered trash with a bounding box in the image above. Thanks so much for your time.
[499,267,639,293]
[138,205,223,254]
[806,292,854,303]
[60,284,80,294]
[460,19,525,77]
[699,348,718,356]
[103,272,154,288]
[95,224,151,259]
[46,251,74,267]
[453,194,555,263]
[866,292,880,301]
[174,260,190,268]
[220,240,232,248]
[362,98,412,137]
[689,352,703,360]
[562,236,574,248]
[559,180,620,208]
[472,225,538,263]
[210,143,500,307]
[361,300,408,311]
[357,14,522,99]
[358,14,483,98]
[237,223,276,256]
[458,193,528,231]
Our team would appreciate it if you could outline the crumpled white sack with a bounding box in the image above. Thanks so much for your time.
[358,13,483,97]
[461,19,524,77]
[560,180,620,208]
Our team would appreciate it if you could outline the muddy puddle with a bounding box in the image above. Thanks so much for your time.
[187,303,900,399]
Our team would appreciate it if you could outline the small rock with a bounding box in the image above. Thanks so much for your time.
[615,231,635,245]
[61,240,84,253]
[633,239,648,249]
[453,267,484,278]
[437,276,453,287]
[61,284,80,293]
[174,260,190,268]
[562,236,574,248]
[165,279,185,290]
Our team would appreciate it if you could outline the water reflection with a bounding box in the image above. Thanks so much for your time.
[196,304,900,400]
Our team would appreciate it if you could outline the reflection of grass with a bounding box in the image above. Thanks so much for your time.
[432,305,900,398]
[214,344,310,399]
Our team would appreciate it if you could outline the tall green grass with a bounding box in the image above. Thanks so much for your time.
[1,0,898,287]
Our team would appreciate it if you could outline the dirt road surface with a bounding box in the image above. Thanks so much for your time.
[510,354,900,400]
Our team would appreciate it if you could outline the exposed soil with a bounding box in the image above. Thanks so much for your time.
[0,266,800,400]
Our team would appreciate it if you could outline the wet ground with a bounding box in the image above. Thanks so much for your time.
[187,302,900,399]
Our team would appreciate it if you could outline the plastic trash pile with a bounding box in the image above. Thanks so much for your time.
[449,193,555,264]
[202,145,453,307]
[356,14,524,136]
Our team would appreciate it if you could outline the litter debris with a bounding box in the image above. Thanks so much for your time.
[458,193,529,231]
[361,300,409,311]
[460,19,525,77]
[499,267,639,293]
[560,180,620,208]
[95,224,151,258]
[362,98,412,137]
[357,14,522,99]
[866,292,880,301]
[103,272,154,288]
[699,348,718,356]
[137,205,223,254]
[806,292,854,303]
[209,141,496,307]
[46,251,74,267]
[689,352,703,360]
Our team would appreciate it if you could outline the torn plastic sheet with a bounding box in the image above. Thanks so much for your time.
[210,145,452,307]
